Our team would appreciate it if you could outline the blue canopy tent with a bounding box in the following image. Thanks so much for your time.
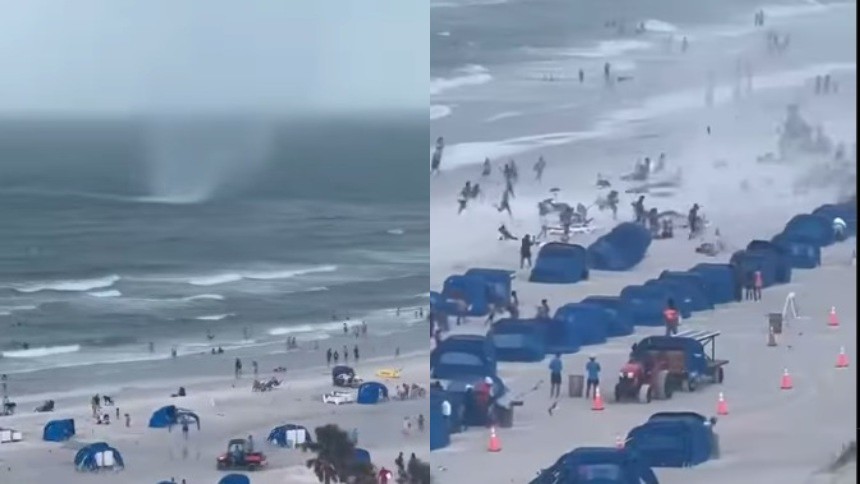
[353,448,372,464]
[430,391,451,450]
[782,213,836,247]
[579,296,635,336]
[587,223,652,271]
[619,285,667,327]
[688,263,738,304]
[218,475,251,484]
[529,243,589,284]
[730,250,778,288]
[464,268,514,308]
[747,240,792,283]
[43,419,75,442]
[356,382,389,404]
[771,232,821,268]
[148,405,200,431]
[626,412,714,468]
[812,203,856,237]
[441,275,491,317]
[530,447,660,484]
[267,424,312,448]
[553,304,609,346]
[535,318,582,354]
[489,318,547,362]
[431,335,497,380]
[74,442,125,472]
[642,280,692,318]
[657,271,714,311]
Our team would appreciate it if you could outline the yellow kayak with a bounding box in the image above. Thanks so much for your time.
[375,368,401,379]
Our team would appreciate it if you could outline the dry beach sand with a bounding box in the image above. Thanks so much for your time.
[0,326,430,483]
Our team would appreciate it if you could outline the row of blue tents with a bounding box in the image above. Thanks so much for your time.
[430,201,856,458]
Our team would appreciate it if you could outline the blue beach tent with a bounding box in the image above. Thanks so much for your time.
[771,232,821,268]
[356,382,389,404]
[430,387,463,435]
[464,268,514,308]
[74,442,125,471]
[587,222,652,271]
[657,271,714,311]
[553,304,609,346]
[353,448,372,464]
[489,318,547,362]
[43,419,75,442]
[579,296,635,336]
[619,285,667,326]
[626,412,714,468]
[782,213,836,247]
[431,334,497,380]
[530,447,660,484]
[218,474,251,484]
[730,250,778,288]
[441,275,491,316]
[148,405,200,431]
[746,240,792,283]
[642,279,692,318]
[535,318,582,354]
[529,243,589,284]
[267,424,312,448]
[688,263,738,304]
[813,203,856,236]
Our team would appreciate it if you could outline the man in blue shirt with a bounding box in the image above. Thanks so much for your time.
[548,353,563,398]
[585,355,601,399]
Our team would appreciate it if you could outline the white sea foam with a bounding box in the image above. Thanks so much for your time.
[431,105,453,120]
[562,39,652,59]
[87,289,122,298]
[182,294,226,301]
[485,111,523,123]
[642,19,679,33]
[0,305,38,316]
[195,313,234,321]
[15,275,120,294]
[2,344,81,358]
[188,265,337,286]
[431,65,493,96]
[387,228,405,235]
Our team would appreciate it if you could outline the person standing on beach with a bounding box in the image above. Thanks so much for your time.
[326,348,332,366]
[431,137,444,175]
[663,299,680,336]
[548,353,563,398]
[578,68,584,83]
[343,345,349,362]
[534,156,546,182]
[234,358,242,379]
[333,351,340,364]
[520,235,534,269]
[753,270,763,301]
[353,345,360,361]
[585,356,601,399]
[536,299,551,319]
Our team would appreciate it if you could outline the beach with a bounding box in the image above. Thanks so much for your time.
[430,0,857,481]
[0,323,430,483]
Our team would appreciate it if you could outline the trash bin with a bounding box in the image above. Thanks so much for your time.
[568,374,584,398]
[495,406,514,428]
[768,313,783,335]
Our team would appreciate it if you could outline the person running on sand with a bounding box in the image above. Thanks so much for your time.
[234,358,242,379]
[495,190,513,217]
[482,158,492,177]
[534,156,547,182]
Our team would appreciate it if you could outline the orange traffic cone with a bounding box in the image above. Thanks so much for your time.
[836,347,850,368]
[591,387,605,411]
[716,392,729,415]
[780,368,793,390]
[828,307,839,327]
[615,435,625,449]
[487,426,501,452]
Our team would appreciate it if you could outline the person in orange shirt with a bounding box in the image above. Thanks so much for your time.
[663,299,680,336]
[753,270,763,301]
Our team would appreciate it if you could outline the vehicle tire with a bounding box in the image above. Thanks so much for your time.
[687,377,698,392]
[639,384,652,403]
[653,370,669,400]
[614,385,621,402]
[716,367,725,384]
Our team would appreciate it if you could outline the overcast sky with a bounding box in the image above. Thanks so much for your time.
[0,0,428,115]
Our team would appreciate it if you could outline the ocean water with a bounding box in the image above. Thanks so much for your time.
[0,115,428,373]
